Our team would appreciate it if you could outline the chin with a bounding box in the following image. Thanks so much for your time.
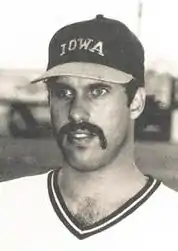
[64,156,101,172]
[62,149,107,172]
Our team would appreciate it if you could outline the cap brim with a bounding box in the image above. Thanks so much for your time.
[31,62,133,84]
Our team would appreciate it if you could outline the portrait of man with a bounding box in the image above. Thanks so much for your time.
[0,14,177,251]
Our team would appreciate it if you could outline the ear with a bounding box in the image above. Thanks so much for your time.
[130,87,146,120]
[46,85,51,105]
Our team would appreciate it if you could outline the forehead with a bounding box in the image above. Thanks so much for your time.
[47,75,124,90]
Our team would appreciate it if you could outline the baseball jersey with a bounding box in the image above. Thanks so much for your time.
[0,169,178,251]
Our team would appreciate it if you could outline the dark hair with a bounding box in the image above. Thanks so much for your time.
[124,79,139,107]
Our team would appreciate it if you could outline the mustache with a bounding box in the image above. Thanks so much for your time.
[57,121,107,149]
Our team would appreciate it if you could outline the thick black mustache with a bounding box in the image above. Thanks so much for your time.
[57,121,107,149]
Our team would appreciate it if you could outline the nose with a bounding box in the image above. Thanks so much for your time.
[69,96,90,123]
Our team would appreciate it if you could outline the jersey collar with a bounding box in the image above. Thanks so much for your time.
[48,169,161,239]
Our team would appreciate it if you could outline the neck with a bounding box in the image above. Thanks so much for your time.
[57,138,147,226]
[58,141,146,205]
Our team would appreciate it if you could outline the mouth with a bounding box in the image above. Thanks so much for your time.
[67,130,96,144]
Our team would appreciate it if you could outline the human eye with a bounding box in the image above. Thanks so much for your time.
[49,83,74,100]
[56,88,74,99]
[89,85,110,98]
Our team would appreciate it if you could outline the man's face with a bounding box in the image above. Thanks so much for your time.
[48,75,131,171]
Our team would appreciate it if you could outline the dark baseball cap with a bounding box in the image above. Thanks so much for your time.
[32,15,145,85]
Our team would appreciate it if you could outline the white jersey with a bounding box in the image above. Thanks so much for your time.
[0,169,178,251]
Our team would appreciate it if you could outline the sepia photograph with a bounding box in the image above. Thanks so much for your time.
[0,0,178,250]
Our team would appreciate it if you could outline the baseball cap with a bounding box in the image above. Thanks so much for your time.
[32,15,145,85]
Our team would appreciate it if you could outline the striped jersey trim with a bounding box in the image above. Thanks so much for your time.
[48,169,161,239]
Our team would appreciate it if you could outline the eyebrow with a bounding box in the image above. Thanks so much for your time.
[87,82,112,90]
[46,78,113,90]
[47,81,74,91]
[46,78,135,92]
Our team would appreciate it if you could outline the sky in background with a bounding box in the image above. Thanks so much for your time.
[0,0,178,76]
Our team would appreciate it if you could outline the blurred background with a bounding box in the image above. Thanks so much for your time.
[0,0,178,191]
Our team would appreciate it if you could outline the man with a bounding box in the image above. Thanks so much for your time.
[0,15,178,251]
